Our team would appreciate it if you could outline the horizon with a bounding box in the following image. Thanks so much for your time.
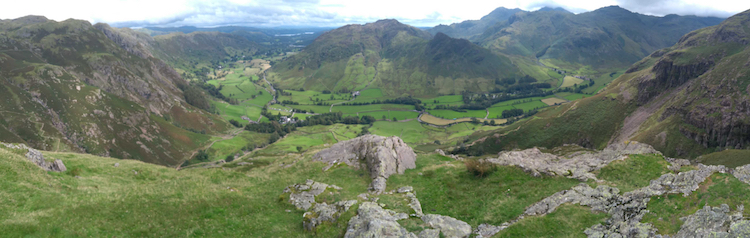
[1,1,746,29]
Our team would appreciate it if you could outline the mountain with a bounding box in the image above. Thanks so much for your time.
[0,16,230,166]
[427,7,524,39]
[477,6,724,76]
[468,9,750,159]
[268,19,520,96]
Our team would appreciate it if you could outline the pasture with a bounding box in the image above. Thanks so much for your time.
[541,97,568,106]
[561,76,585,88]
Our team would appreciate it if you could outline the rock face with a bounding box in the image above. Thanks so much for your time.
[421,214,472,238]
[344,202,415,238]
[314,135,417,193]
[303,200,357,231]
[487,141,659,180]
[283,179,342,210]
[1,143,66,172]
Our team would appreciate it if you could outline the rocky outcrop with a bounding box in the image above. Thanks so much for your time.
[487,141,659,180]
[314,135,417,193]
[344,202,414,238]
[474,224,503,238]
[303,200,357,231]
[282,179,342,210]
[1,143,66,172]
[666,204,745,238]
[732,164,750,185]
[421,214,472,238]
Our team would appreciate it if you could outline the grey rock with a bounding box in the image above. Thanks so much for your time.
[665,158,690,172]
[487,141,659,181]
[357,193,368,200]
[732,164,750,185]
[418,229,440,238]
[670,204,743,238]
[421,214,472,238]
[303,200,358,231]
[398,186,414,193]
[371,177,387,194]
[344,202,416,238]
[406,192,423,217]
[1,143,66,172]
[315,135,417,193]
[114,163,120,167]
[729,220,750,237]
[474,224,502,238]
[435,149,445,156]
[283,180,341,210]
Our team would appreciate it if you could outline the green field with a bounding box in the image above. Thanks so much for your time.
[213,101,263,122]
[512,100,548,112]
[487,105,516,119]
[288,105,332,114]
[369,120,500,145]
[563,93,589,101]
[204,130,271,162]
[331,104,415,114]
[422,95,464,106]
[345,110,420,121]
[278,90,351,105]
[428,109,486,119]
[351,88,386,103]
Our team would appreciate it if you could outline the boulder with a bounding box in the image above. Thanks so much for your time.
[344,202,415,238]
[421,214,472,238]
[732,164,750,185]
[397,186,414,193]
[283,179,342,210]
[418,229,440,238]
[405,192,423,217]
[314,135,417,194]
[303,200,358,231]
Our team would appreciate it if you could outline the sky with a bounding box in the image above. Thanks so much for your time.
[1,0,748,28]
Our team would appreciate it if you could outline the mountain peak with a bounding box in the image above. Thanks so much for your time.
[536,7,572,14]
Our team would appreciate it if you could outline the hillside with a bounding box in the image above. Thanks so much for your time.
[476,6,724,80]
[0,16,230,166]
[268,19,520,96]
[427,7,524,39]
[468,9,750,159]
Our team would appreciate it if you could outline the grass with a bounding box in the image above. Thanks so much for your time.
[541,97,568,106]
[421,95,464,106]
[595,154,671,193]
[561,76,585,88]
[0,140,372,237]
[204,130,270,161]
[331,104,415,114]
[642,173,750,235]
[512,100,548,112]
[495,204,608,238]
[387,154,583,227]
[696,149,750,168]
[213,101,263,122]
[563,93,589,101]
[487,105,515,119]
[428,109,486,119]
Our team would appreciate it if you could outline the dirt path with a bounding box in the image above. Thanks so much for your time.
[179,128,243,170]
[484,109,489,119]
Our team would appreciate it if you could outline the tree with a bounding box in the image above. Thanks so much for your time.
[393,117,398,122]
[296,146,303,153]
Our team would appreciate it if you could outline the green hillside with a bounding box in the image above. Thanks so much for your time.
[427,7,524,39]
[476,6,724,83]
[0,16,230,166]
[468,9,750,159]
[268,19,521,97]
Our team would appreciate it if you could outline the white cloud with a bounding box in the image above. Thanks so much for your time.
[0,0,747,27]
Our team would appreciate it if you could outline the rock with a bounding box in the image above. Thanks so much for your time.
[357,193,368,200]
[1,143,67,172]
[283,180,342,210]
[524,184,619,217]
[405,192,423,217]
[418,229,440,238]
[730,220,750,237]
[114,163,120,167]
[435,149,445,156]
[398,186,414,193]
[474,224,502,238]
[303,200,358,231]
[670,204,744,238]
[732,164,750,185]
[370,177,387,194]
[421,214,472,238]
[666,157,690,172]
[487,141,659,180]
[314,135,417,194]
[344,202,416,238]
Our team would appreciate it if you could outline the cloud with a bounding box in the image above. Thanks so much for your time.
[1,0,748,28]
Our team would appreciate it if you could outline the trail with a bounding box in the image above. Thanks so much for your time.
[484,109,489,119]
[179,128,243,170]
